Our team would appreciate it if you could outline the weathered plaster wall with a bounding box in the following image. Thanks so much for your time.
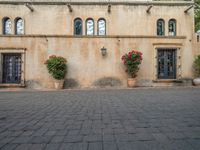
[0,4,194,36]
[0,36,191,88]
[0,2,197,88]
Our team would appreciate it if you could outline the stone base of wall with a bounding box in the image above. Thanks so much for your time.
[152,78,193,87]
[92,77,123,88]
[21,78,193,89]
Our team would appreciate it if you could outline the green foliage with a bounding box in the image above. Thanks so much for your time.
[45,55,67,80]
[193,55,200,77]
[121,50,143,78]
[195,0,200,31]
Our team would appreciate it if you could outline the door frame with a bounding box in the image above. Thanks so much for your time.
[157,48,177,79]
[0,48,25,85]
[153,45,182,81]
[2,53,22,84]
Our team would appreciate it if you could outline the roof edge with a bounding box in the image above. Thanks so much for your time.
[0,1,194,6]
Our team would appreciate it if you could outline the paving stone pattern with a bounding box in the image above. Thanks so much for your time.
[0,87,200,150]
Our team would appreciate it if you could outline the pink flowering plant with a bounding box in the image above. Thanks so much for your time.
[121,50,143,78]
[45,55,67,80]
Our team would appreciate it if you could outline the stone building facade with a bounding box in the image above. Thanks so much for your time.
[0,0,199,89]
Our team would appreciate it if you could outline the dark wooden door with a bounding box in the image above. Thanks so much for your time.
[2,54,22,84]
[157,49,176,79]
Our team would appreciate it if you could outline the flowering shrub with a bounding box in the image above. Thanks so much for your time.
[45,55,67,80]
[193,55,200,77]
[121,50,143,78]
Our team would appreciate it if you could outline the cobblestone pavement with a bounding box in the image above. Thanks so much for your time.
[0,87,200,150]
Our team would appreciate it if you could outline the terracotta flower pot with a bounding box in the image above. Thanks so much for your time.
[127,78,136,87]
[193,78,200,86]
[54,79,64,89]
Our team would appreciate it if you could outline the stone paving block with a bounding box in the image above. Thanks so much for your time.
[166,132,188,140]
[134,133,155,141]
[67,130,80,136]
[186,139,200,150]
[82,121,92,129]
[67,125,82,130]
[103,142,118,150]
[0,143,6,149]
[152,133,169,143]
[103,134,115,142]
[91,128,102,135]
[0,131,12,137]
[183,131,200,139]
[71,142,88,150]
[29,144,46,150]
[33,128,49,137]
[102,128,114,134]
[83,135,102,142]
[0,144,18,150]
[88,142,102,150]
[44,143,60,150]
[117,142,132,150]
[9,131,23,137]
[50,136,65,143]
[113,128,126,134]
[162,140,195,150]
[59,143,73,150]
[21,131,34,136]
[139,141,165,150]
[115,134,136,142]
[158,126,174,133]
[23,125,41,131]
[63,135,83,143]
[10,136,32,144]
[80,129,91,135]
[45,130,57,136]
[0,137,15,144]
[55,130,68,136]
[30,136,52,144]
[15,144,32,150]
[124,127,136,134]
[133,122,150,128]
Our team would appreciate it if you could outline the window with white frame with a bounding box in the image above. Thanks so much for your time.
[74,18,82,35]
[3,17,12,35]
[97,18,106,35]
[157,19,165,36]
[168,19,176,36]
[15,18,24,35]
[86,18,94,35]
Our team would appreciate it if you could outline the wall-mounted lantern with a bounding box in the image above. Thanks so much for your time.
[101,47,107,56]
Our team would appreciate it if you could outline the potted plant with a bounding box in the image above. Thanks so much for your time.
[45,55,67,89]
[121,50,143,87]
[193,55,200,86]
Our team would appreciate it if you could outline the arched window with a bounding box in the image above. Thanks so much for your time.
[97,18,106,35]
[157,19,165,36]
[169,19,176,36]
[86,18,94,35]
[74,18,82,35]
[15,18,24,35]
[3,17,12,35]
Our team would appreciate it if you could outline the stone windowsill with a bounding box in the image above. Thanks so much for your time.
[0,84,25,88]
[0,34,187,39]
[152,79,183,83]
